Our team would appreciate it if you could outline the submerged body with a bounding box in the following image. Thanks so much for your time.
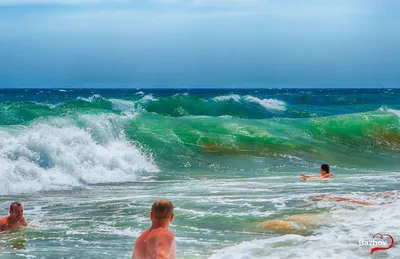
[260,191,400,232]
[300,164,334,180]
[0,202,28,233]
[260,214,323,232]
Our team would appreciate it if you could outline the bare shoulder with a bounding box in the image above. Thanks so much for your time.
[0,217,8,232]
[163,229,175,241]
[147,228,175,248]
[322,173,334,179]
[0,216,8,224]
[135,229,151,243]
[150,228,174,239]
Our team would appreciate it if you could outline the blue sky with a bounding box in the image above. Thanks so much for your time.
[0,0,399,88]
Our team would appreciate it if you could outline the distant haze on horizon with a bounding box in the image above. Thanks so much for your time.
[0,0,399,88]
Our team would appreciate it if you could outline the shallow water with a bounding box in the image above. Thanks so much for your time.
[1,170,399,258]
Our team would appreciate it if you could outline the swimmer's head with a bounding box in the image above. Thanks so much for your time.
[150,200,174,222]
[320,164,330,175]
[9,202,24,220]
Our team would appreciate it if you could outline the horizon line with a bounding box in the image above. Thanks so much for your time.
[0,87,397,90]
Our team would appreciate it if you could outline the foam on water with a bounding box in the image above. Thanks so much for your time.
[386,108,400,118]
[139,94,158,103]
[209,200,400,259]
[213,94,241,102]
[243,96,286,111]
[212,94,286,112]
[1,89,399,258]
[0,116,159,195]
[76,94,103,103]
[109,98,138,113]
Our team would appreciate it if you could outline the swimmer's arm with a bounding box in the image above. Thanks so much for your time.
[132,243,137,259]
[21,217,28,227]
[23,218,39,228]
[299,174,320,179]
[132,239,138,259]
[322,173,334,179]
[156,232,175,259]
[0,224,6,232]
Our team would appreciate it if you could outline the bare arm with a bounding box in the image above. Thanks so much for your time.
[322,173,334,179]
[132,242,138,259]
[20,217,28,227]
[132,234,144,259]
[132,240,141,259]
[300,174,334,180]
[156,232,175,259]
[299,174,320,179]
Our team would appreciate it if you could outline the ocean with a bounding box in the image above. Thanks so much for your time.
[0,88,399,258]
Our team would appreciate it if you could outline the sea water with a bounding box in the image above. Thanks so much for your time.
[0,88,399,258]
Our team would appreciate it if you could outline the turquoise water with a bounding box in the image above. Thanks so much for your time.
[0,89,399,258]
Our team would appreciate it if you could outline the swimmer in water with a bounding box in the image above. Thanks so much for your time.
[133,200,176,259]
[309,194,373,206]
[310,191,400,206]
[0,202,28,233]
[260,191,399,232]
[300,164,334,180]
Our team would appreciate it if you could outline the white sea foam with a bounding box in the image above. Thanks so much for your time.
[0,116,159,195]
[209,201,400,259]
[173,92,190,97]
[378,106,400,115]
[386,108,400,118]
[213,94,241,102]
[109,98,138,114]
[244,96,286,111]
[76,94,102,103]
[212,94,286,112]
[139,94,158,103]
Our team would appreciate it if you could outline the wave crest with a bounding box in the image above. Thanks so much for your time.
[0,119,159,195]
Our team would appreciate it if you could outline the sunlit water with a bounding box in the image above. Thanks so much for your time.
[1,89,399,258]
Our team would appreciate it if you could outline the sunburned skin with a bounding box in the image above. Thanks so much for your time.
[133,200,176,259]
[310,191,399,206]
[259,214,324,232]
[0,202,28,233]
[309,194,373,206]
[299,164,334,180]
[259,191,399,232]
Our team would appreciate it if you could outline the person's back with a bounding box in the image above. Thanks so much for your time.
[134,227,175,259]
[133,200,176,259]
